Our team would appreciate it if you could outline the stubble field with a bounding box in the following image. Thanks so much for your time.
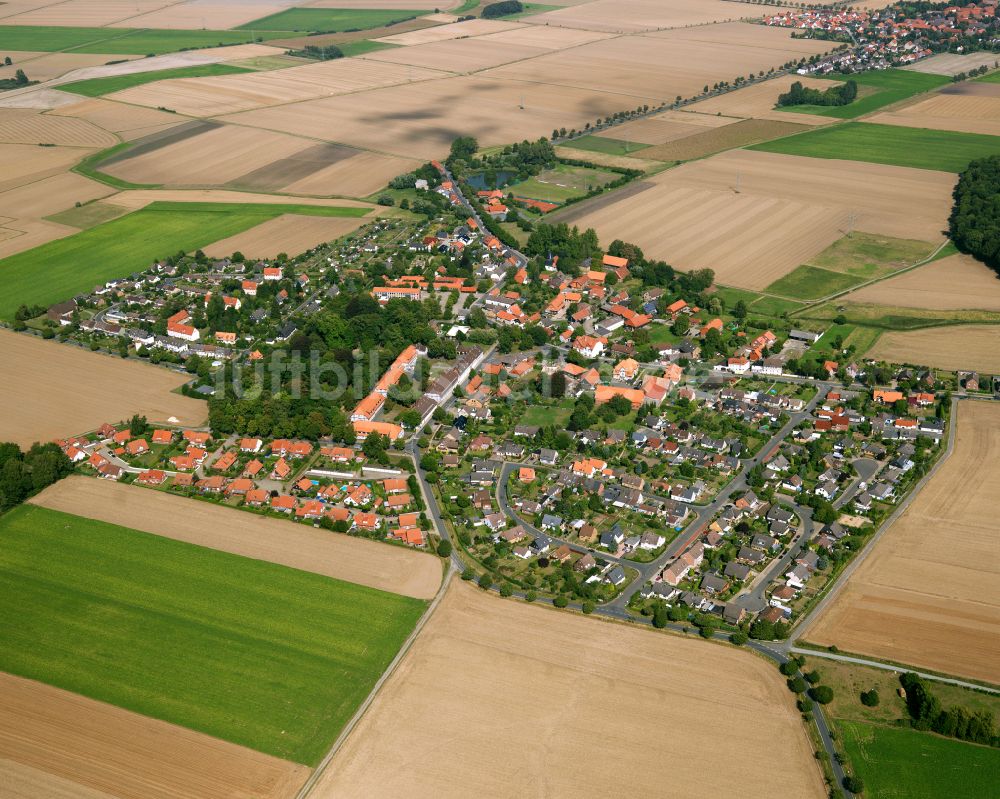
[523,0,784,33]
[843,253,1000,311]
[0,328,205,444]
[311,579,824,798]
[807,400,1000,684]
[865,324,1000,373]
[0,672,308,799]
[868,88,1000,137]
[0,108,118,146]
[555,149,953,289]
[31,475,442,600]
[202,212,368,258]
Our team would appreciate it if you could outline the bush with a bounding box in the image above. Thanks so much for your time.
[805,669,822,684]
[780,660,799,676]
[842,775,865,794]
[477,573,493,590]
[582,601,595,614]
[730,631,748,646]
[461,567,475,581]
[809,685,834,704]
[499,583,513,597]
[553,595,569,608]
[436,539,452,558]
[652,607,668,628]
[525,590,537,602]
[860,689,880,707]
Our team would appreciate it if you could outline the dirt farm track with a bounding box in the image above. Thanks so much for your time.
[310,580,825,798]
[807,401,1000,684]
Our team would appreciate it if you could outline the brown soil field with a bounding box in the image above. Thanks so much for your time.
[0,671,309,799]
[1,0,174,26]
[278,149,421,196]
[639,118,808,161]
[102,124,314,186]
[312,579,824,798]
[867,92,1000,137]
[202,213,367,258]
[376,17,524,45]
[904,50,1000,76]
[523,0,784,33]
[362,37,543,72]
[221,74,654,159]
[865,324,1000,374]
[0,52,141,84]
[595,109,737,145]
[807,401,1000,684]
[555,149,953,289]
[0,141,96,193]
[685,74,841,123]
[52,97,186,140]
[0,329,205,445]
[30,475,443,599]
[843,253,1000,311]
[481,30,829,103]
[0,108,117,146]
[112,58,447,117]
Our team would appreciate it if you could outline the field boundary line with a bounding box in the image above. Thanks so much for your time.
[296,564,455,798]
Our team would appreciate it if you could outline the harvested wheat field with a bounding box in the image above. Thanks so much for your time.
[0,141,97,193]
[0,52,140,84]
[52,97,186,140]
[109,188,374,212]
[904,50,1000,76]
[223,74,651,159]
[556,149,953,289]
[640,118,807,161]
[117,1,297,29]
[202,213,366,258]
[643,19,837,54]
[2,0,173,26]
[687,74,841,124]
[843,253,1000,311]
[30,476,442,599]
[363,37,542,72]
[553,145,662,171]
[807,401,1000,684]
[0,108,117,146]
[112,57,446,117]
[278,149,421,196]
[525,0,783,33]
[313,579,823,798]
[309,0,460,8]
[474,23,613,50]
[595,109,736,145]
[0,329,205,445]
[377,17,523,45]
[0,672,309,799]
[865,324,1000,374]
[868,90,1000,137]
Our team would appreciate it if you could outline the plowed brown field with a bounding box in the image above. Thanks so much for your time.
[0,672,309,799]
[312,580,824,798]
[30,476,442,599]
[807,401,1000,684]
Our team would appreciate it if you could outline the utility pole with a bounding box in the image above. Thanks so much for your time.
[735,169,741,194]
[846,210,858,237]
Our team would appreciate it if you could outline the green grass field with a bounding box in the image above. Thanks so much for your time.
[338,39,401,57]
[0,504,425,765]
[511,163,619,203]
[561,135,650,156]
[809,232,938,279]
[766,264,864,301]
[62,63,251,97]
[0,26,296,54]
[45,201,129,229]
[749,122,1000,172]
[0,201,368,320]
[748,294,804,317]
[977,69,1000,84]
[783,69,948,119]
[237,8,429,32]
[839,721,1000,799]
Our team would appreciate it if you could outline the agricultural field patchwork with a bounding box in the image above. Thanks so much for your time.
[61,63,253,97]
[781,68,949,119]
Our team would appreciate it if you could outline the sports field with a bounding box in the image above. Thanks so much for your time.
[783,69,949,119]
[0,201,368,320]
[749,122,1000,172]
[839,720,1000,799]
[0,503,426,765]
[62,63,252,97]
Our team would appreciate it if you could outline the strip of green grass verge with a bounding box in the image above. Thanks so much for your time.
[749,122,1000,172]
[0,504,425,765]
[61,63,251,97]
[74,142,161,190]
[782,69,949,119]
[0,201,368,320]
[338,39,401,57]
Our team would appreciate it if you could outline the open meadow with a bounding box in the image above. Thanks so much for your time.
[806,400,1000,684]
[0,672,309,799]
[30,475,442,599]
[0,502,427,764]
[554,149,952,290]
[310,579,824,798]
[0,328,205,444]
[865,324,1000,373]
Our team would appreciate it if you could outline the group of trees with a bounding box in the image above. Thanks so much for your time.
[900,672,998,746]
[481,0,524,18]
[949,155,1000,274]
[777,79,858,107]
[0,442,73,513]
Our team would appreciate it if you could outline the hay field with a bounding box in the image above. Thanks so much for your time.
[202,212,366,257]
[865,324,1000,374]
[31,475,442,600]
[222,74,652,159]
[807,401,1000,684]
[904,50,1000,76]
[278,149,420,196]
[0,108,117,146]
[867,90,1000,137]
[843,253,1000,311]
[376,17,523,45]
[0,329,205,444]
[523,0,783,33]
[556,150,953,289]
[52,96,186,139]
[686,74,841,123]
[0,672,308,799]
[312,580,824,798]
[111,57,447,116]
[482,32,828,102]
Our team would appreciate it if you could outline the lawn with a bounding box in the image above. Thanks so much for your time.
[511,163,619,203]
[561,134,650,157]
[749,122,1000,172]
[238,8,429,32]
[0,504,425,765]
[838,720,1000,799]
[766,264,865,301]
[521,398,574,426]
[749,294,804,317]
[783,69,949,119]
[0,201,368,320]
[61,63,252,97]
[0,26,296,54]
